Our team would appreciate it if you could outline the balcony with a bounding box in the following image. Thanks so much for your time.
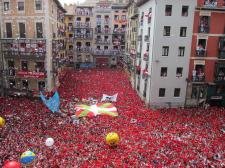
[192,74,205,82]
[76,10,93,16]
[95,8,111,13]
[219,37,225,59]
[6,68,16,77]
[203,0,218,8]
[198,25,210,33]
[95,39,110,45]
[114,19,127,24]
[74,33,93,39]
[104,19,110,25]
[66,38,74,43]
[144,35,149,42]
[67,50,74,56]
[92,49,121,56]
[75,22,91,28]
[68,25,73,32]
[0,39,46,60]
[16,70,47,79]
[75,47,92,53]
[95,28,111,34]
[215,74,225,83]
[113,28,126,34]
[214,63,225,82]
[196,49,207,57]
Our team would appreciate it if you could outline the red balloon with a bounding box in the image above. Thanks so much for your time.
[3,161,21,168]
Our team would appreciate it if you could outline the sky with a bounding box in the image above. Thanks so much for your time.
[59,0,86,5]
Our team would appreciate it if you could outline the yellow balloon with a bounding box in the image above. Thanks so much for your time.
[0,117,5,127]
[106,132,120,147]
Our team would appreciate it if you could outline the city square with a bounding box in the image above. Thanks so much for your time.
[0,0,225,167]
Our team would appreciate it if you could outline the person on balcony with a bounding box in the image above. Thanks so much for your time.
[196,44,205,56]
[192,69,197,81]
[218,71,225,80]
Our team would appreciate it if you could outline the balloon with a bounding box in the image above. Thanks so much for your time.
[20,150,36,165]
[3,161,21,168]
[45,138,54,147]
[105,132,120,147]
[0,116,5,127]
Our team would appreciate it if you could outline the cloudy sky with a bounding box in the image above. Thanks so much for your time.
[59,0,86,5]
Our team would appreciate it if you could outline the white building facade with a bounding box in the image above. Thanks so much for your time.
[136,0,196,108]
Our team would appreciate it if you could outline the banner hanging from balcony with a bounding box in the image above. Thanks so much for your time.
[40,91,60,113]
[17,71,46,79]
[75,103,118,118]
[101,93,118,102]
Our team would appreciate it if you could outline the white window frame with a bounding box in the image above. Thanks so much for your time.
[4,20,13,38]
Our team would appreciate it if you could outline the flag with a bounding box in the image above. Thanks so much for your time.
[40,91,60,113]
[101,93,118,102]
[75,103,118,118]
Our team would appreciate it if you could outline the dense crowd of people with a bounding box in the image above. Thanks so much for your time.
[0,68,225,167]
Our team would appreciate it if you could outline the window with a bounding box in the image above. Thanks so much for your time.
[4,2,10,11]
[143,79,148,98]
[38,81,45,91]
[163,26,170,36]
[21,61,28,71]
[159,88,166,97]
[178,47,185,56]
[165,5,172,16]
[22,80,29,90]
[35,0,42,10]
[114,15,119,20]
[104,46,108,50]
[176,67,183,77]
[5,23,12,38]
[182,6,189,16]
[161,67,167,77]
[147,8,152,23]
[36,22,43,38]
[35,62,44,72]
[162,46,169,56]
[19,23,26,38]
[146,43,150,52]
[180,27,187,37]
[9,79,16,89]
[174,88,181,97]
[148,27,151,36]
[18,1,24,11]
[121,15,126,20]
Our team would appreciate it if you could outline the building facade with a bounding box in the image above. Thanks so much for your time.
[112,3,127,66]
[92,1,120,67]
[0,0,66,97]
[64,4,76,67]
[186,0,225,106]
[74,6,94,68]
[135,0,196,108]
[124,0,138,86]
